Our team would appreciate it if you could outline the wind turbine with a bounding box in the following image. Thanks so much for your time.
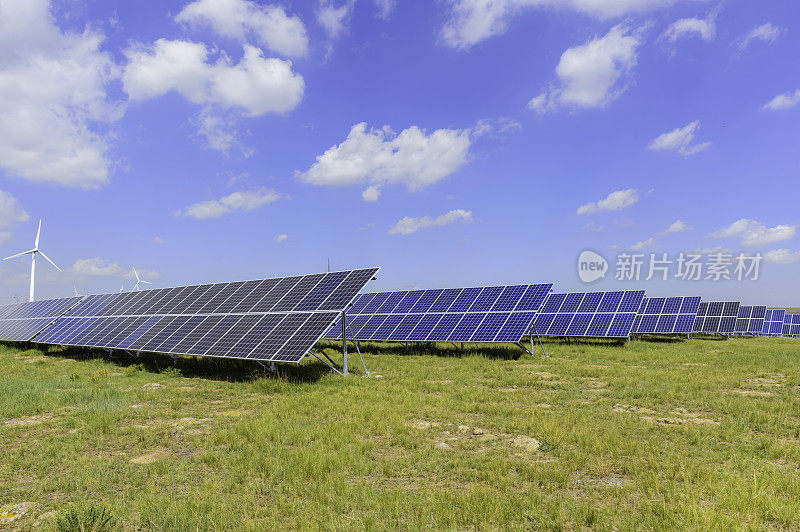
[132,267,151,291]
[3,219,61,302]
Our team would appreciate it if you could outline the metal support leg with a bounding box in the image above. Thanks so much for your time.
[270,361,276,373]
[341,311,348,376]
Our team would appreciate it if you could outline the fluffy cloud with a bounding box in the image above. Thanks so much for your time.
[737,23,784,50]
[763,90,800,111]
[630,237,656,250]
[0,0,121,188]
[389,209,474,235]
[0,189,30,243]
[71,257,126,277]
[663,220,688,233]
[176,0,308,57]
[763,249,800,264]
[577,189,639,215]
[153,236,168,244]
[177,188,282,219]
[317,1,355,40]
[441,0,683,49]
[296,122,472,200]
[123,39,304,116]
[647,121,711,155]
[528,25,643,113]
[275,233,288,242]
[709,219,797,247]
[71,258,161,279]
[660,10,717,43]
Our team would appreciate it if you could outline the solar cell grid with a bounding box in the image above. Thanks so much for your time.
[535,290,644,338]
[327,283,552,344]
[633,296,699,334]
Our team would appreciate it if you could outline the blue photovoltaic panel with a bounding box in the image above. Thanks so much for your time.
[27,268,379,364]
[535,291,645,338]
[733,306,767,335]
[781,314,800,338]
[764,309,785,336]
[633,296,700,334]
[693,301,740,334]
[323,283,553,343]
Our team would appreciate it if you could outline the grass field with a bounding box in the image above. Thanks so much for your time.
[1,337,800,530]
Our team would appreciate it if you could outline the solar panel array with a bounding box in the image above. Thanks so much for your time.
[762,309,786,336]
[0,297,82,342]
[734,305,767,335]
[533,291,645,338]
[322,284,553,343]
[632,296,701,334]
[32,269,378,363]
[692,301,740,334]
[781,314,800,338]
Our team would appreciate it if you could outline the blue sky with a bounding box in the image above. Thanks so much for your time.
[0,0,798,305]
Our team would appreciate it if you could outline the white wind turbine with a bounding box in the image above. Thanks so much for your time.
[132,267,151,291]
[3,219,61,302]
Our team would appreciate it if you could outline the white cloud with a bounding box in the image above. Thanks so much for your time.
[389,209,474,235]
[709,219,797,247]
[441,0,682,49]
[71,257,126,277]
[577,189,639,215]
[648,121,711,155]
[763,89,800,111]
[176,0,309,58]
[375,0,396,19]
[528,25,643,113]
[660,10,717,43]
[0,190,30,243]
[153,236,168,244]
[177,188,282,219]
[763,249,800,264]
[123,39,304,116]
[0,0,121,189]
[737,23,784,50]
[663,220,688,233]
[194,107,238,153]
[630,237,656,250]
[317,1,355,40]
[296,122,472,200]
[275,233,288,242]
[71,257,161,279]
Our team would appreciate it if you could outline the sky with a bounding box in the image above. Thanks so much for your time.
[0,0,798,306]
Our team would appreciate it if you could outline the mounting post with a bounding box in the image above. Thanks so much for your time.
[341,310,348,376]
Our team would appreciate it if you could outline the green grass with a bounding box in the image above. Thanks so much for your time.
[1,338,800,530]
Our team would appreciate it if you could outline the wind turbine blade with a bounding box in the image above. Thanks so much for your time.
[4,249,35,260]
[37,250,62,272]
[35,219,41,248]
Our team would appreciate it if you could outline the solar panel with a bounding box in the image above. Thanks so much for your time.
[533,290,645,338]
[762,309,786,336]
[32,268,378,363]
[322,284,553,343]
[692,301,740,334]
[0,297,83,342]
[780,314,800,338]
[632,296,700,334]
[733,305,767,335]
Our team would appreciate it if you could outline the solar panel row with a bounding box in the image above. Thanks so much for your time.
[692,301,740,334]
[533,290,645,338]
[31,269,378,363]
[632,296,700,334]
[0,297,83,342]
[322,284,553,343]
